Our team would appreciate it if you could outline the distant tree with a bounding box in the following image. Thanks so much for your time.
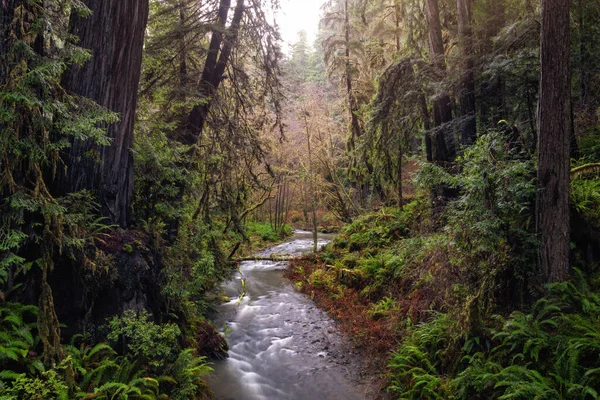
[424,0,454,163]
[289,31,310,84]
[457,0,476,145]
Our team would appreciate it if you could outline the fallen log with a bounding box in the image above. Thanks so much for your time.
[232,255,295,262]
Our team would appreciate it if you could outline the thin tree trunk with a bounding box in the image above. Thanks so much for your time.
[284,180,292,228]
[525,74,537,152]
[397,138,403,208]
[479,0,505,128]
[424,0,455,163]
[395,1,401,52]
[578,0,587,110]
[179,1,188,93]
[420,93,433,162]
[457,0,477,145]
[537,0,571,283]
[301,182,309,226]
[344,0,361,151]
[303,112,319,252]
[60,0,150,227]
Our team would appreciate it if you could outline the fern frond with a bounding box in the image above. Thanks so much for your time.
[85,343,117,362]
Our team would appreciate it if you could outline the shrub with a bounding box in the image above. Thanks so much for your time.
[107,310,180,370]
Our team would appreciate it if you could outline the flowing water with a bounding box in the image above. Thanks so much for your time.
[209,231,368,400]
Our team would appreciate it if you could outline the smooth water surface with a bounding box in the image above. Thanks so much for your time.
[209,231,367,400]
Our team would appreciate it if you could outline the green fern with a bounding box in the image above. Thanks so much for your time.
[0,303,39,373]
[65,341,118,385]
[494,365,560,400]
[77,357,159,399]
[388,313,455,399]
[168,349,213,400]
[448,279,600,399]
[491,298,560,364]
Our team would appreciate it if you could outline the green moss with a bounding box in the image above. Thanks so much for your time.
[121,244,134,253]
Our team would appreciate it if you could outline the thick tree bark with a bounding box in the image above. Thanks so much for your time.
[181,0,245,145]
[457,0,476,145]
[424,0,455,163]
[537,0,571,283]
[59,0,149,227]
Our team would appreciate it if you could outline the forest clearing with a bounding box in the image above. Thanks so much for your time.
[1,0,600,399]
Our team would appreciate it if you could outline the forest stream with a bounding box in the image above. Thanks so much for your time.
[209,231,369,400]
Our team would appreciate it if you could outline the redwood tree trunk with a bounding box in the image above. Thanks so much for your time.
[537,0,571,283]
[60,0,149,226]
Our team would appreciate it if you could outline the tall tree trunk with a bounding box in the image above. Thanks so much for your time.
[179,1,188,94]
[344,0,361,151]
[479,0,505,128]
[60,0,149,227]
[457,0,477,145]
[181,0,245,145]
[537,0,571,283]
[424,0,455,163]
[578,0,587,110]
[394,1,401,52]
[303,112,319,252]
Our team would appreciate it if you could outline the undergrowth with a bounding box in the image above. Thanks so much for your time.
[0,310,213,399]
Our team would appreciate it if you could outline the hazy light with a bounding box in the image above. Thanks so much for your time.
[276,0,324,53]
